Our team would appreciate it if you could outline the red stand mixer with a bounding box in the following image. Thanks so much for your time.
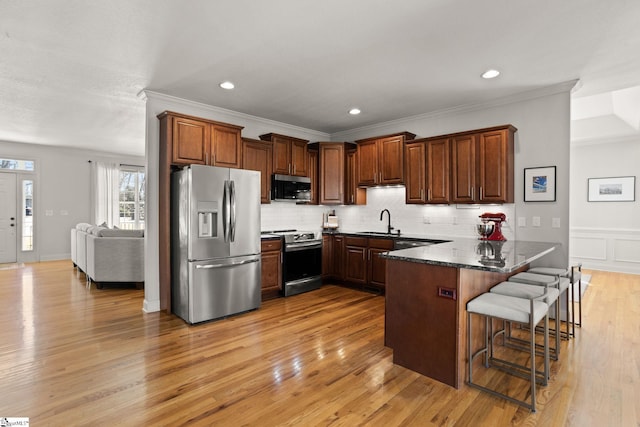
[477,212,507,241]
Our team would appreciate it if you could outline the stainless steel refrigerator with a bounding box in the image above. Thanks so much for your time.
[171,164,261,324]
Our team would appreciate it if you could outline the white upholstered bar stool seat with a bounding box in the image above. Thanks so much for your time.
[508,272,571,340]
[490,281,561,361]
[467,292,550,412]
[529,264,583,335]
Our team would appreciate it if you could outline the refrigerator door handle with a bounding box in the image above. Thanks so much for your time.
[230,180,237,242]
[195,258,260,269]
[223,180,231,242]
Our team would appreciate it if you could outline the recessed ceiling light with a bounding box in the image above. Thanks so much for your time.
[481,69,500,79]
[219,81,235,90]
[349,108,361,115]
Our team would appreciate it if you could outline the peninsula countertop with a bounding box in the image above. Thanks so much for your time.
[380,237,558,273]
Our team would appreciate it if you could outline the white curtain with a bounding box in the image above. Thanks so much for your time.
[90,161,120,227]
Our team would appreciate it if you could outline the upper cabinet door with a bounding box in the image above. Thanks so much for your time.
[478,127,515,203]
[378,135,404,184]
[404,142,426,204]
[357,140,378,186]
[426,138,450,204]
[451,134,477,203]
[308,149,318,205]
[260,133,309,177]
[172,116,209,165]
[290,140,309,177]
[242,138,272,204]
[211,125,242,168]
[319,143,345,205]
[272,136,291,175]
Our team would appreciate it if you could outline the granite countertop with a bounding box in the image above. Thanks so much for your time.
[322,229,449,243]
[379,237,558,273]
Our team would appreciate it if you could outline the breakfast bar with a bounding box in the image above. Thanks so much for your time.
[381,238,558,388]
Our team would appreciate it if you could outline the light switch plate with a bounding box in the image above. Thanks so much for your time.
[532,216,541,227]
[518,217,526,227]
[45,210,54,216]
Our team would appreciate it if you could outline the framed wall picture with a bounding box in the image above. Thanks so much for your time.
[524,166,556,202]
[588,176,635,202]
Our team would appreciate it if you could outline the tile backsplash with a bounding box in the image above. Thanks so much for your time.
[261,186,515,240]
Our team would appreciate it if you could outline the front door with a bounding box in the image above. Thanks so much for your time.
[0,173,17,263]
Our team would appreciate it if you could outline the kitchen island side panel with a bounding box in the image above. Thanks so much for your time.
[385,260,459,387]
[385,258,526,388]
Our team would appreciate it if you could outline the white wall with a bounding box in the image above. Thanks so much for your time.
[570,136,640,273]
[0,140,144,262]
[143,83,574,312]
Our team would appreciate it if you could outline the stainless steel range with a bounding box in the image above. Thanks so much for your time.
[269,230,323,296]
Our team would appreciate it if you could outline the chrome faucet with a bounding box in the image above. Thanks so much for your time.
[380,209,394,234]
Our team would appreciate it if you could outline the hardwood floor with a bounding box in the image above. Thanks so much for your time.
[0,261,638,426]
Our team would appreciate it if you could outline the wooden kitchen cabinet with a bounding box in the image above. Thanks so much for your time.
[451,125,516,203]
[367,238,394,290]
[308,148,318,204]
[259,133,309,177]
[261,238,282,301]
[310,142,364,206]
[338,235,392,291]
[405,137,450,204]
[344,237,368,285]
[333,235,344,280]
[404,141,426,204]
[346,148,366,205]
[242,138,272,204]
[162,111,243,168]
[322,234,333,277]
[356,132,416,186]
[318,142,345,204]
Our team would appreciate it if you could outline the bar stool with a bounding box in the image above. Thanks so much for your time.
[467,291,550,412]
[528,264,583,336]
[489,281,561,362]
[508,272,571,340]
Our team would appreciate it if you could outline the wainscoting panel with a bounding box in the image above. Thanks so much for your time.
[571,228,640,274]
[613,239,640,264]
[570,236,607,260]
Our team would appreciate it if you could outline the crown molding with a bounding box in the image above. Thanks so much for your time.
[140,90,330,141]
[331,80,580,141]
[571,132,640,147]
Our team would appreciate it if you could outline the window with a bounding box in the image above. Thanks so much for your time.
[119,167,145,230]
[22,180,33,251]
[0,158,35,171]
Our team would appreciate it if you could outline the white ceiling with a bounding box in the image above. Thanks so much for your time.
[1,0,640,156]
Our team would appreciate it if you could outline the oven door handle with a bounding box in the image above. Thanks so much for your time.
[285,242,322,252]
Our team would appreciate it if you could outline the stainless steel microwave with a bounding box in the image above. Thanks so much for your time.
[271,174,311,202]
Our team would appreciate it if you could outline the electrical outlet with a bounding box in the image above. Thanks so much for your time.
[60,210,69,216]
[452,216,457,225]
[532,216,541,227]
[518,217,526,227]
[423,216,430,224]
[552,217,561,228]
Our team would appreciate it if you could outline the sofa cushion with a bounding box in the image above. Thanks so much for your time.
[88,225,108,236]
[76,222,93,232]
[96,228,144,238]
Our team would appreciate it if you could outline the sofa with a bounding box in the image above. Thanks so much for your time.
[71,223,144,288]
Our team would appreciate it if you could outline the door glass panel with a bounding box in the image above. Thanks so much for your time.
[22,180,33,251]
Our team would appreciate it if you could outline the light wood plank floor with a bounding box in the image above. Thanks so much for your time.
[0,261,638,426]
